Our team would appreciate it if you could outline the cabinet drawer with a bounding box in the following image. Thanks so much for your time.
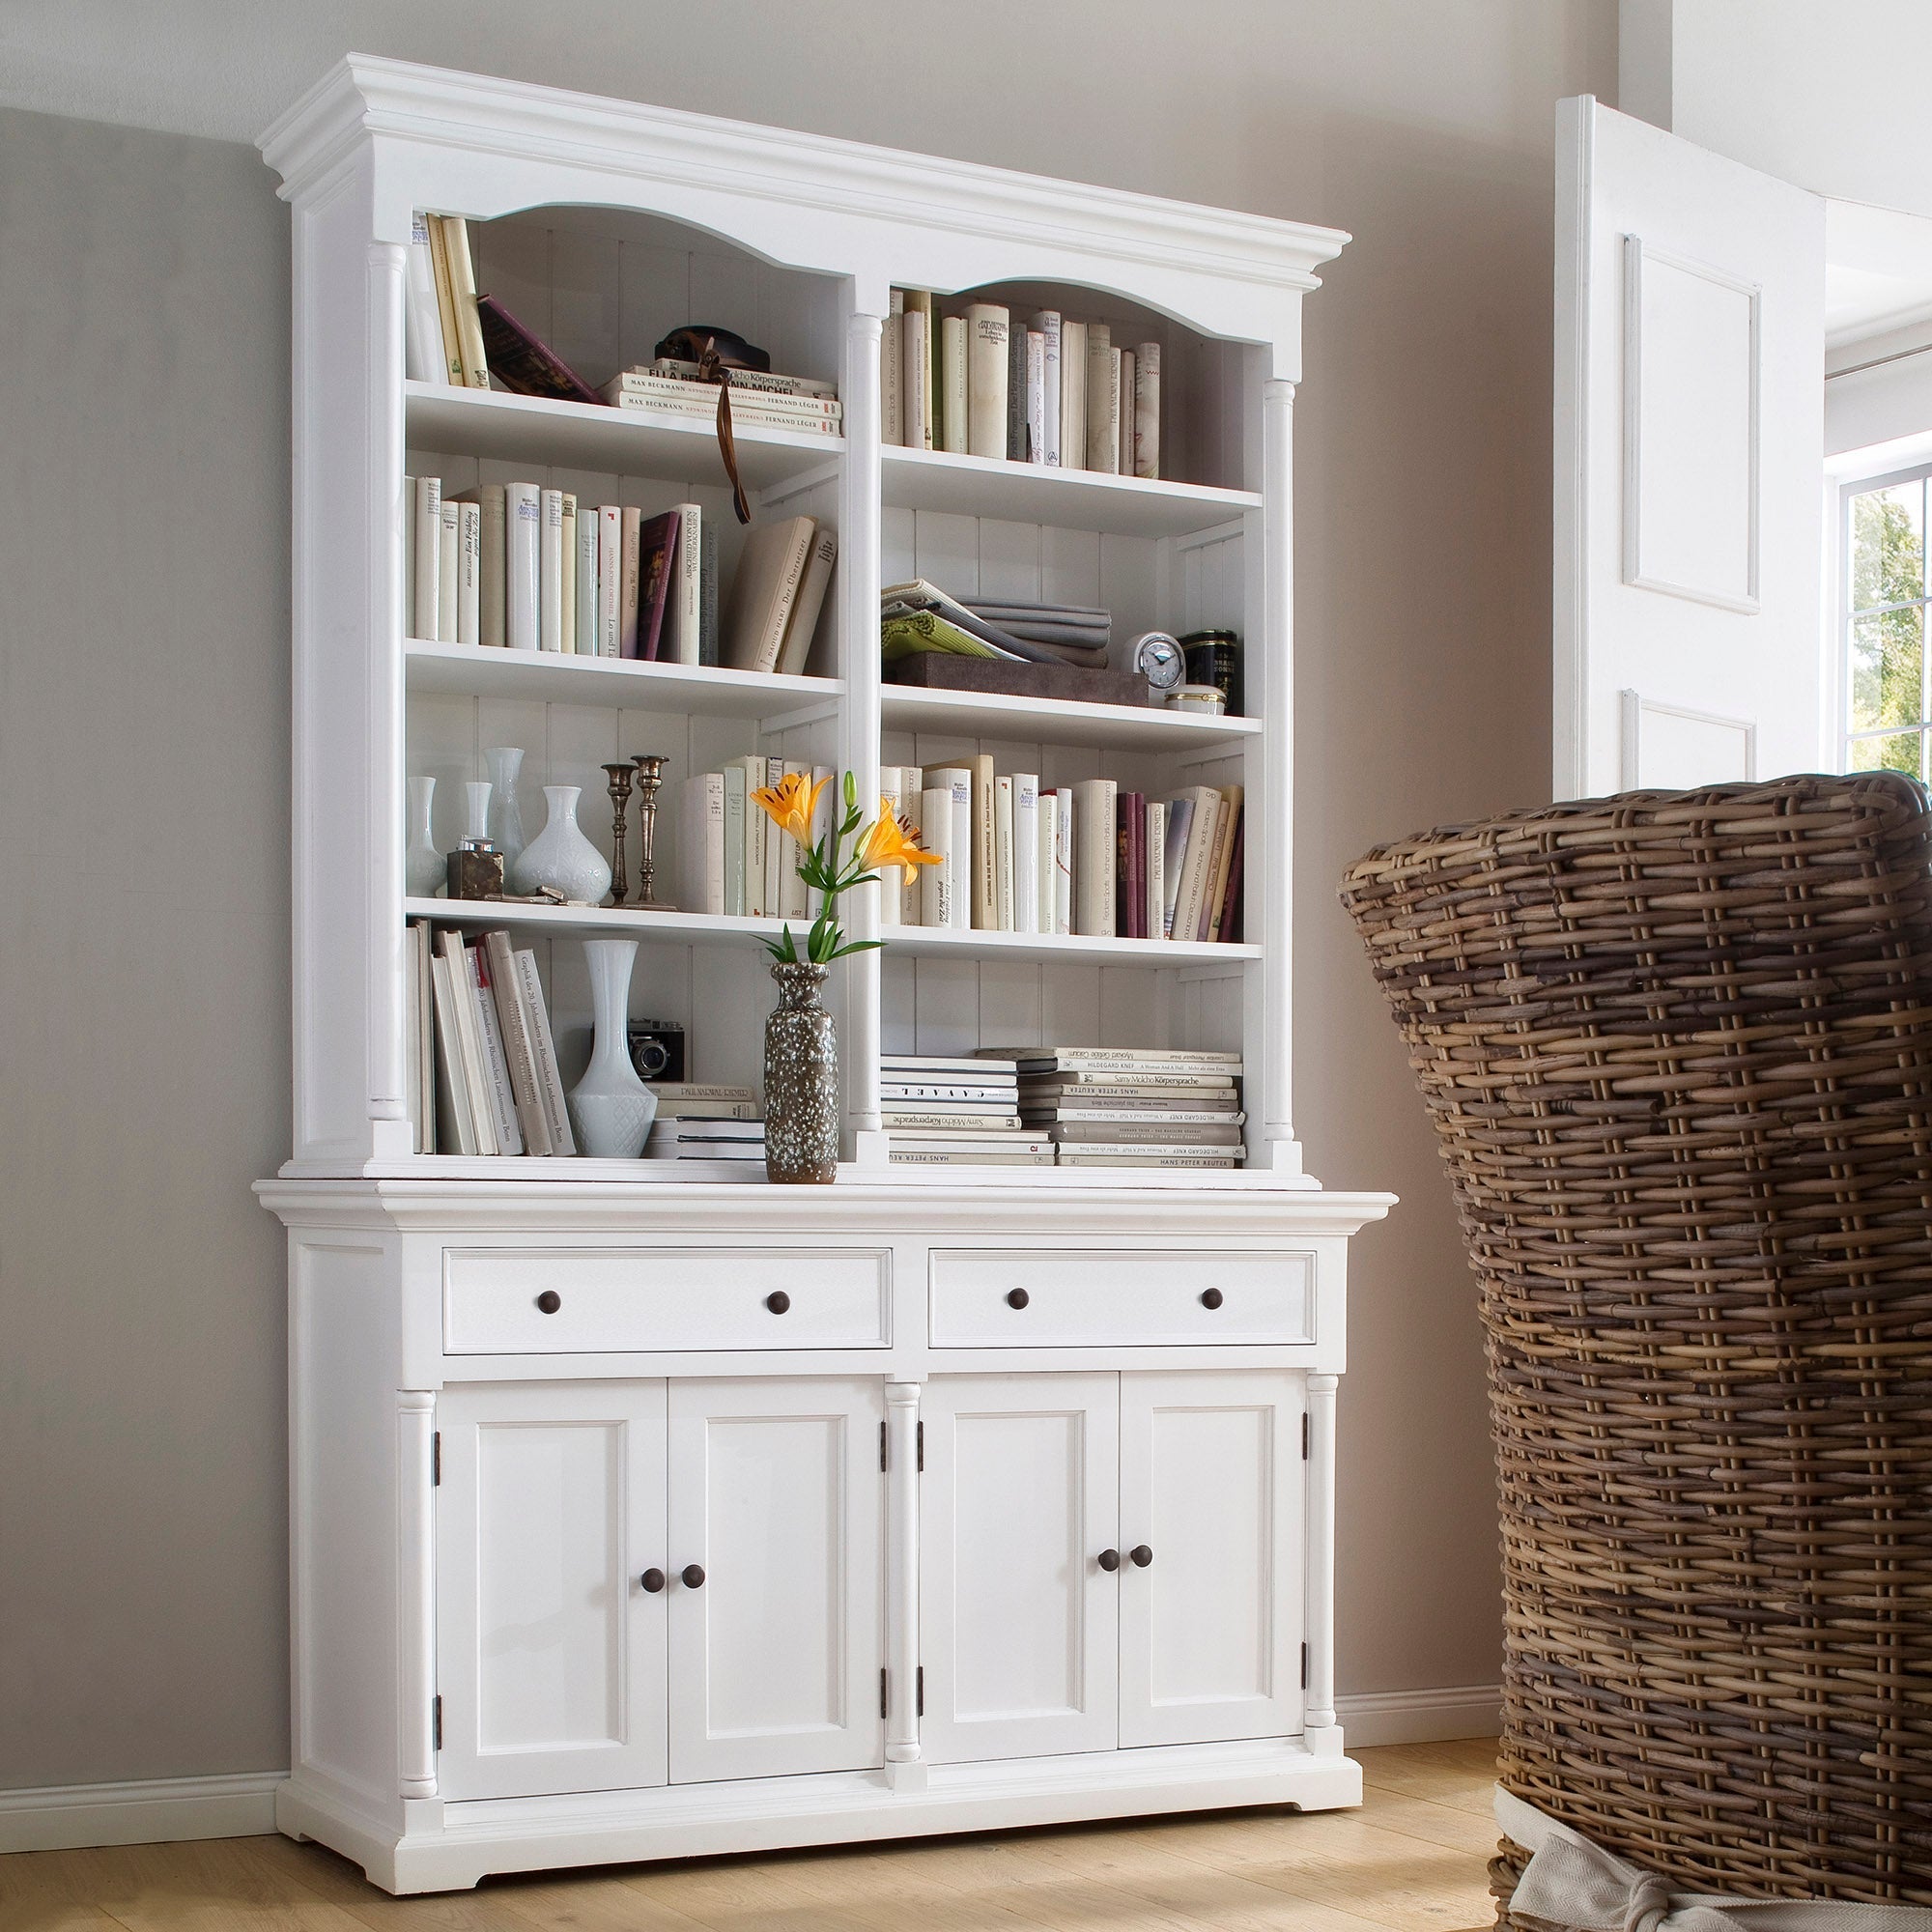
[929,1249,1312,1348]
[444,1249,889,1353]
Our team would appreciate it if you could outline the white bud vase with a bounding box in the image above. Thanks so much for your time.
[566,940,658,1158]
[483,746,526,877]
[405,776,443,898]
[512,784,611,903]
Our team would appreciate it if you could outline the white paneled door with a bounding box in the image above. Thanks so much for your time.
[667,1378,887,1783]
[1555,97,1827,798]
[1118,1371,1304,1747]
[919,1374,1121,1764]
[435,1380,668,1802]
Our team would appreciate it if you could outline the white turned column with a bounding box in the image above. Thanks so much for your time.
[1260,377,1297,1168]
[396,1389,438,1797]
[840,305,884,1148]
[1304,1372,1339,1743]
[884,1381,924,1782]
[368,241,410,1138]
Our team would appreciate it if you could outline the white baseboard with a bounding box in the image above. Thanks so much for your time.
[1337,1684,1502,1748]
[0,1771,282,1854]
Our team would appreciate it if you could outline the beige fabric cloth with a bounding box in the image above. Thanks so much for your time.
[1493,1788,1932,1932]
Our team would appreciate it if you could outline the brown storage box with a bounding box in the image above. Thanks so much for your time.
[885,653,1147,708]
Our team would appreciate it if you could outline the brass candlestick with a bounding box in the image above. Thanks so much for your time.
[601,763,636,906]
[632,753,674,909]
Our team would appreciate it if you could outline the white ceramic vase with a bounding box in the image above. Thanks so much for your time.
[512,785,611,903]
[463,780,492,843]
[566,939,658,1158]
[405,776,443,897]
[483,746,526,876]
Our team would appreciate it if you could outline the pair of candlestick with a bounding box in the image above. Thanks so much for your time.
[602,753,673,909]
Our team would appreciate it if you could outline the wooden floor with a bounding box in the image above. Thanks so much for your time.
[0,1738,1500,1932]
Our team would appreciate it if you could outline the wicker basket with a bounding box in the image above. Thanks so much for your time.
[1338,774,1932,1925]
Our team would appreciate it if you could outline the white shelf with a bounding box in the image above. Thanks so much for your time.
[885,925,1253,966]
[879,443,1259,539]
[405,383,844,492]
[880,681,1258,752]
[405,639,838,722]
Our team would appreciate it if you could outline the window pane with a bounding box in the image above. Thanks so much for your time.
[1851,481,1924,611]
[1849,730,1923,779]
[1850,606,1924,731]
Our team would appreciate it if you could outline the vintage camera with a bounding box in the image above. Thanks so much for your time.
[626,1019,686,1084]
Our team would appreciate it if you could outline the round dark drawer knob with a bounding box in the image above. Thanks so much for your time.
[1007,1288,1030,1309]
[639,1568,666,1594]
[766,1291,791,1314]
[535,1290,562,1314]
[1097,1548,1121,1572]
[1201,1288,1224,1310]
[681,1564,706,1589]
[1129,1544,1153,1568]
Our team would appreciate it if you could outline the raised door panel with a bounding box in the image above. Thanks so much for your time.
[667,1378,886,1783]
[920,1374,1120,1765]
[436,1380,668,1802]
[1119,1370,1303,1747]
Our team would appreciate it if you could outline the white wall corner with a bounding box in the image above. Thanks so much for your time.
[1337,1684,1502,1749]
[0,1771,283,1855]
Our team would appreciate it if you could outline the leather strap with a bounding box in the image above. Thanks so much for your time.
[696,337,752,525]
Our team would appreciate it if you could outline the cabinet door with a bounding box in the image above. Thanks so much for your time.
[667,1378,886,1783]
[436,1380,668,1801]
[1118,1370,1304,1747]
[920,1374,1120,1765]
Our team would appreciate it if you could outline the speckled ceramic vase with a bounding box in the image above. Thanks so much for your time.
[764,960,838,1183]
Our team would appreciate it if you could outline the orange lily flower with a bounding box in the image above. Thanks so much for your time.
[857,798,942,885]
[751,770,828,847]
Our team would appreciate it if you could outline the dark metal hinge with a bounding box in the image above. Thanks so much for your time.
[433,1432,441,1485]
[880,1421,888,1472]
[916,1665,924,1717]
[1300,1643,1309,1690]
[879,1667,889,1719]
[917,1420,924,1472]
[432,1693,442,1748]
[1301,1412,1309,1460]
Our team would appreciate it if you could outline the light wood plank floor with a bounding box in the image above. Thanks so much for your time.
[0,1738,1500,1932]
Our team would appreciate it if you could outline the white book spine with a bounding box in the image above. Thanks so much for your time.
[1072,778,1118,935]
[1146,800,1167,948]
[455,499,480,646]
[904,298,932,450]
[596,505,622,657]
[995,776,1015,931]
[1133,341,1161,479]
[940,314,968,455]
[700,771,725,916]
[574,501,598,654]
[539,489,564,652]
[781,763,811,921]
[738,754,767,916]
[1060,321,1087,473]
[405,213,445,386]
[723,761,747,917]
[428,953,477,1154]
[1037,789,1057,933]
[949,770,973,929]
[505,482,541,652]
[1117,349,1135,474]
[763,754,784,919]
[1013,774,1038,935]
[436,498,459,643]
[1085,327,1118,473]
[1054,788,1074,934]
[558,496,577,654]
[1032,311,1063,466]
[669,503,702,665]
[412,475,441,640]
[1024,330,1046,466]
[401,475,413,637]
[882,288,903,446]
[898,765,923,925]
[512,950,576,1156]
[880,768,907,924]
[1007,318,1028,460]
[965,302,1009,461]
[920,786,954,928]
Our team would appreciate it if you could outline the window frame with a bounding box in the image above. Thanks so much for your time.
[1839,459,1932,779]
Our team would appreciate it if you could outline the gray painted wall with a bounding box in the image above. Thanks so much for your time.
[0,1,1617,1790]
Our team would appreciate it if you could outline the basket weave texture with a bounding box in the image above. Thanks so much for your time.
[1338,775,1932,1923]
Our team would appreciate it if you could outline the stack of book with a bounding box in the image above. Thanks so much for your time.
[644,1082,766,1163]
[598,360,841,440]
[409,920,577,1157]
[985,1046,1246,1169]
[404,480,835,676]
[880,580,1108,669]
[876,759,1242,942]
[879,1055,1053,1166]
[882,292,1160,479]
[679,755,835,919]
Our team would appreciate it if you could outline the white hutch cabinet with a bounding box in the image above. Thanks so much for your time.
[256,57,1391,1894]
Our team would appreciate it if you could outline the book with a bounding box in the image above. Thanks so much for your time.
[483,931,553,1155]
[1037,787,1057,933]
[1133,341,1161,478]
[885,1134,1057,1156]
[466,942,525,1154]
[474,294,601,404]
[940,314,968,454]
[429,952,477,1155]
[512,949,576,1155]
[1214,811,1245,943]
[455,499,480,646]
[1053,786,1074,934]
[573,497,598,654]
[1146,800,1166,945]
[1085,326,1118,473]
[597,505,622,656]
[1060,320,1087,472]
[539,489,564,652]
[996,1045,1242,1068]
[1072,778,1119,935]
[635,509,679,661]
[1031,310,1063,466]
[1007,317,1028,461]
[680,771,725,916]
[920,783,956,927]
[666,503,702,665]
[883,288,903,444]
[698,525,720,667]
[1170,785,1220,946]
[902,293,932,450]
[451,485,505,648]
[407,921,434,1152]
[879,1082,1028,1103]
[781,762,812,921]
[1012,773,1038,936]
[558,495,577,654]
[424,215,464,388]
[435,930,496,1155]
[1049,1106,1245,1126]
[722,759,748,916]
[1048,1121,1244,1145]
[995,775,1015,932]
[879,767,911,925]
[722,516,817,674]
[882,1111,1024,1131]
[1160,794,1195,937]
[605,390,841,438]
[965,302,1009,460]
[882,1055,1017,1078]
[440,215,490,390]
[967,754,996,929]
[505,482,541,652]
[412,475,441,640]
[1057,1148,1240,1167]
[888,1149,1056,1167]
[1118,348,1134,474]
[1201,786,1243,942]
[776,525,837,677]
[763,754,784,917]
[436,497,458,643]
[1023,328,1046,466]
[648,1082,760,1103]
[598,371,842,420]
[404,213,444,385]
[619,505,642,658]
[730,753,766,916]
[638,357,837,399]
[651,1099,763,1120]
